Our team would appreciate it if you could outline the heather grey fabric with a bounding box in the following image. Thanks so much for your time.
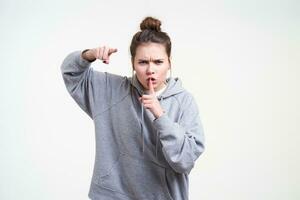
[61,50,205,200]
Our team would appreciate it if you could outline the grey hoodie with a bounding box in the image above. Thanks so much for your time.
[61,50,205,200]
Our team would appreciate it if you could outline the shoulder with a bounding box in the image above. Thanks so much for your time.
[170,83,195,105]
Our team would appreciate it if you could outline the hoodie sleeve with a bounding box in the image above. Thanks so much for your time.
[60,50,124,119]
[153,94,205,174]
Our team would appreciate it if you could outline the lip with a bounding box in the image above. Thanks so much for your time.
[147,78,157,85]
[147,77,157,81]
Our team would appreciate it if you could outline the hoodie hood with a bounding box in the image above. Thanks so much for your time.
[129,74,185,158]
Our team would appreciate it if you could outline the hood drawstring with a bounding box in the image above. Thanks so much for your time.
[155,130,159,159]
[155,96,164,159]
[140,94,164,158]
[140,100,145,153]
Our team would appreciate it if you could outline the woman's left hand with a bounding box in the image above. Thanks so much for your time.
[139,80,164,119]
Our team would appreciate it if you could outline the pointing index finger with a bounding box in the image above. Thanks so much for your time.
[108,48,118,55]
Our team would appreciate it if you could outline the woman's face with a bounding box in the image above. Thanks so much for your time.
[133,42,170,92]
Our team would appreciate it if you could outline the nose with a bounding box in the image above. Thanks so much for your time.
[146,63,155,75]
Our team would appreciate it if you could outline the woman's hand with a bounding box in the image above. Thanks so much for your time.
[82,45,118,64]
[139,79,165,119]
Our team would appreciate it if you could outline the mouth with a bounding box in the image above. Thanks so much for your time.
[147,77,157,82]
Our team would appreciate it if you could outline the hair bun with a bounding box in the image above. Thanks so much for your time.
[140,16,161,32]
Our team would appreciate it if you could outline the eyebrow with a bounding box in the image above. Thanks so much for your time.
[138,59,165,61]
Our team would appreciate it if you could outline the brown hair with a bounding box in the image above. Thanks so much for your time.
[130,16,172,64]
[129,16,172,98]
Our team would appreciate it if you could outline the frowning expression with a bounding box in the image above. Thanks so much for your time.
[133,42,170,92]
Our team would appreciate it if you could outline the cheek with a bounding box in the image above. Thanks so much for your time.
[135,68,145,77]
[159,67,169,76]
[134,69,146,83]
[134,64,143,72]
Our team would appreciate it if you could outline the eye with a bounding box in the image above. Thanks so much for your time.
[155,60,163,65]
[138,60,148,64]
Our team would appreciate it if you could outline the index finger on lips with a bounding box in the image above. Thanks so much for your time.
[148,79,155,95]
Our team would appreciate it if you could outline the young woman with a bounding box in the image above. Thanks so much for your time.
[61,16,205,200]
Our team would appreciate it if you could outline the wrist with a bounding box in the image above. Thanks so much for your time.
[81,49,96,62]
[154,109,165,120]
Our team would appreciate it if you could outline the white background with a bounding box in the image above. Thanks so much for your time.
[1,0,299,199]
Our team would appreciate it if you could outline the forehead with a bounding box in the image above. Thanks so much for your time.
[135,43,168,59]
